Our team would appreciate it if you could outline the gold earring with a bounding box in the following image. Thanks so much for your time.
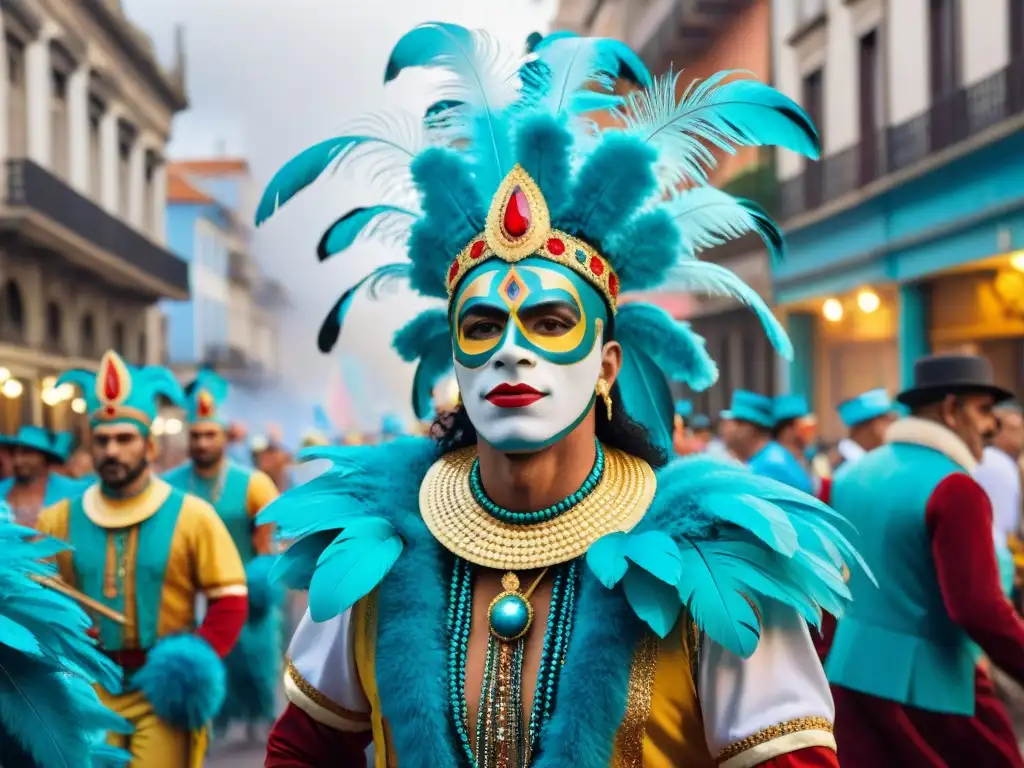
[595,378,613,421]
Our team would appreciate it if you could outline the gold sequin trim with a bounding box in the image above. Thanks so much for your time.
[612,633,660,767]
[716,717,834,762]
[419,444,656,570]
[285,659,371,723]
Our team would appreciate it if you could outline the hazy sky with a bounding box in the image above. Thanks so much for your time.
[123,0,556,426]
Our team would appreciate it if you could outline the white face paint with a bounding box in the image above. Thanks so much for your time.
[454,330,604,453]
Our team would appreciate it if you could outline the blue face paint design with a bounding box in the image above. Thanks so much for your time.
[451,256,610,369]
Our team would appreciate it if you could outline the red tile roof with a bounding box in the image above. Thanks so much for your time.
[167,171,214,203]
[170,158,249,175]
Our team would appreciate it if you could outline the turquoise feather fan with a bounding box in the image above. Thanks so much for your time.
[254,23,818,411]
[0,514,131,766]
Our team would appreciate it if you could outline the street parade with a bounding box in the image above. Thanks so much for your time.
[2,1,1024,767]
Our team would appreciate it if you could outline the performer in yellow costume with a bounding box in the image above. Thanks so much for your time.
[164,368,281,739]
[259,24,863,768]
[38,350,248,767]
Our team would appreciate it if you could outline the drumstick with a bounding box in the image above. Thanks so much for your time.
[32,574,127,625]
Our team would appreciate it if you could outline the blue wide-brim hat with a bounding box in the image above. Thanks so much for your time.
[727,390,774,429]
[837,388,895,427]
[10,425,64,462]
[772,393,810,425]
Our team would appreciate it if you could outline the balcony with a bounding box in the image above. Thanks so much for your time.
[630,0,752,72]
[780,56,1024,221]
[0,158,189,299]
[228,249,255,287]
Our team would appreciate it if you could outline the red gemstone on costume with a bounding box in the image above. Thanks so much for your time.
[547,238,565,256]
[105,406,116,416]
[198,391,213,418]
[503,187,531,238]
[470,241,485,259]
[448,259,460,283]
[609,273,619,298]
[589,256,604,276]
[103,359,120,400]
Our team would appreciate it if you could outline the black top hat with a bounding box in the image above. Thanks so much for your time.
[896,354,1014,407]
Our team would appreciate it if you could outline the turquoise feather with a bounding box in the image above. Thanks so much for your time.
[317,205,416,261]
[0,515,131,767]
[701,492,799,556]
[622,530,681,584]
[615,303,717,391]
[612,344,674,457]
[309,517,404,622]
[393,309,453,419]
[666,186,785,263]
[316,263,410,354]
[534,31,652,90]
[621,567,681,639]
[384,21,477,83]
[523,36,629,116]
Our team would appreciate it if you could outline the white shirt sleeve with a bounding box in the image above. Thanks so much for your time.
[697,601,836,768]
[974,447,1021,543]
[284,607,372,731]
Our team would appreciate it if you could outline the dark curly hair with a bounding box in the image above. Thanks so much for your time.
[431,382,669,468]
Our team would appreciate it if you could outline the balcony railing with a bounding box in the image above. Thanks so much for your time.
[228,250,253,286]
[5,158,189,293]
[780,56,1024,220]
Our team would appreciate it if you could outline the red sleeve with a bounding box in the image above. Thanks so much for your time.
[811,612,837,663]
[926,472,1024,683]
[196,595,248,658]
[818,477,831,505]
[265,703,372,767]
[755,746,838,766]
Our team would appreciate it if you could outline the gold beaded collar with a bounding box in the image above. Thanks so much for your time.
[419,444,657,570]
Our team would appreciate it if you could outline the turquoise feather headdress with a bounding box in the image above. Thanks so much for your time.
[255,23,819,446]
[57,350,186,435]
[0,512,131,765]
[184,368,230,427]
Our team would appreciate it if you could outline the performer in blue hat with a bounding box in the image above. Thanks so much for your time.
[257,22,863,767]
[164,367,281,741]
[723,390,814,492]
[827,354,1024,766]
[0,424,87,526]
[818,388,896,504]
[37,350,248,766]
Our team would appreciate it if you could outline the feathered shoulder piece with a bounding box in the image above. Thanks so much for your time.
[254,23,819,441]
[587,455,871,657]
[0,515,131,765]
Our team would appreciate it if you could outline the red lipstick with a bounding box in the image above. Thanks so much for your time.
[485,383,546,408]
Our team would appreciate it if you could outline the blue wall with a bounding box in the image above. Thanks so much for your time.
[774,131,1024,305]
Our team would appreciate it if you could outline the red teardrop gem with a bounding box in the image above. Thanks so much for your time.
[546,238,565,256]
[448,259,460,284]
[105,405,116,416]
[103,360,120,400]
[589,256,605,277]
[503,187,531,238]
[608,272,619,298]
[470,240,485,259]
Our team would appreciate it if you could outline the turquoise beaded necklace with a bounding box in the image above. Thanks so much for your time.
[447,557,579,768]
[469,441,605,525]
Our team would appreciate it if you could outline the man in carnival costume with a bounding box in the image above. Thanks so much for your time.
[256,24,861,767]
[164,368,282,740]
[36,350,248,766]
[817,389,896,505]
[725,390,813,492]
[0,424,86,526]
[827,354,1024,767]
[772,394,815,485]
[0,500,133,767]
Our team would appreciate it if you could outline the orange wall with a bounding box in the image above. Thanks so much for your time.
[672,0,770,186]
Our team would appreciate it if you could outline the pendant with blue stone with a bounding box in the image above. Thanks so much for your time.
[487,572,534,642]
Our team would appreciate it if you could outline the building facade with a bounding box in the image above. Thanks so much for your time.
[0,0,188,436]
[553,0,780,418]
[772,0,1024,438]
[163,158,287,431]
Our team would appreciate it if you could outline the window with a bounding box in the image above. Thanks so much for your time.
[802,69,824,207]
[858,30,882,184]
[1012,0,1024,59]
[929,0,960,97]
[112,321,125,354]
[6,36,26,158]
[3,281,24,336]
[80,313,96,357]
[51,70,69,178]
[117,120,136,218]
[88,95,104,199]
[44,301,62,352]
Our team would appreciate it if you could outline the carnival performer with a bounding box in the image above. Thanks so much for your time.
[37,350,248,767]
[0,424,87,526]
[724,390,814,492]
[672,399,704,456]
[827,354,1024,767]
[0,500,132,767]
[817,388,896,505]
[254,24,862,767]
[164,368,281,741]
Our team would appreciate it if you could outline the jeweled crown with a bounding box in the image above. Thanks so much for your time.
[445,166,620,312]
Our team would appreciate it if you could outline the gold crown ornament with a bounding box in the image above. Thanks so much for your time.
[445,166,621,312]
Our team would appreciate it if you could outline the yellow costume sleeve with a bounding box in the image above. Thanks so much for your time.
[247,469,279,555]
[36,500,75,586]
[179,495,247,600]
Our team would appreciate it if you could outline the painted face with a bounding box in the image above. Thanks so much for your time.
[451,257,610,452]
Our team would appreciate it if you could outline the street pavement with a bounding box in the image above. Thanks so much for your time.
[206,733,268,767]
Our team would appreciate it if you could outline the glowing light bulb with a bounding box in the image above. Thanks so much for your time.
[857,289,880,314]
[56,383,74,400]
[41,388,60,406]
[822,298,844,323]
[164,417,183,435]
[1011,251,1024,272]
[71,397,86,414]
[2,379,23,398]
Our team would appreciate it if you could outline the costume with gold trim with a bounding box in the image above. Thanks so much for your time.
[41,350,248,767]
[257,23,860,768]
[164,368,282,733]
